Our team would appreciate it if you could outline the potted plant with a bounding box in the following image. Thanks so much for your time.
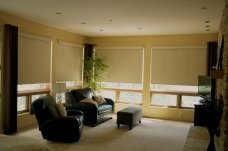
[83,55,108,92]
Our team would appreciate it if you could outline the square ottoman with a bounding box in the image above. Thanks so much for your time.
[116,107,142,130]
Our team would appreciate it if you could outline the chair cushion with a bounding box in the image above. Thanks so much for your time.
[80,98,98,107]
[92,95,107,105]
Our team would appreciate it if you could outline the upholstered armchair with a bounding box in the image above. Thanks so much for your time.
[31,95,84,142]
[65,88,114,126]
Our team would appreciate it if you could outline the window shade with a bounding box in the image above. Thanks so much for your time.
[56,41,83,83]
[95,47,143,83]
[18,32,52,84]
[151,46,207,86]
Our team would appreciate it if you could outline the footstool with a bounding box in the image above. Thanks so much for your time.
[116,107,142,130]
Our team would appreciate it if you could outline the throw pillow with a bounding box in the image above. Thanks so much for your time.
[80,98,98,107]
[56,102,67,117]
[92,95,107,105]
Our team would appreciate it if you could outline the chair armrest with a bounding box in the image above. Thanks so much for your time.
[104,98,115,111]
[41,117,80,131]
[67,110,83,116]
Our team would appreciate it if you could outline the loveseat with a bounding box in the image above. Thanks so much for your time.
[65,88,114,126]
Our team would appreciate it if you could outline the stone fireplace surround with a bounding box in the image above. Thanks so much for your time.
[217,0,228,150]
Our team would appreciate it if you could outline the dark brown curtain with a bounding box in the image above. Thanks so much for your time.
[84,44,93,58]
[83,43,94,81]
[2,24,18,134]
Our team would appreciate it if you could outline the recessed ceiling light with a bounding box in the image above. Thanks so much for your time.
[201,7,207,10]
[56,12,62,15]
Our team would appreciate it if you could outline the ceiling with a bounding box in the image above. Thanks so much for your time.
[0,0,226,37]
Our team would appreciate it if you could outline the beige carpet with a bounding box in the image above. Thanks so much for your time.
[15,117,191,151]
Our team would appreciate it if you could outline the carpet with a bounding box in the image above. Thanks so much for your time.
[16,117,191,151]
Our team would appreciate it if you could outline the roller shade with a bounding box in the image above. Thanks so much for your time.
[56,41,83,82]
[151,46,207,86]
[95,47,143,83]
[18,32,52,84]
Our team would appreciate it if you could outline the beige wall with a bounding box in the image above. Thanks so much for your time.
[0,11,87,131]
[0,10,219,131]
[88,34,218,122]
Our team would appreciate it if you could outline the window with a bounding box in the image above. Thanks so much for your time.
[119,91,142,104]
[151,94,177,106]
[100,82,142,104]
[150,46,206,108]
[95,46,144,105]
[99,90,116,102]
[56,41,83,85]
[17,97,26,112]
[17,83,49,113]
[181,96,201,108]
[18,83,48,91]
[151,84,199,108]
[18,32,52,84]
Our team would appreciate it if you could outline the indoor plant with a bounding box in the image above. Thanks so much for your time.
[83,55,108,92]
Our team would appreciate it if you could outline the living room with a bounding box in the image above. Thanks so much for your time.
[0,0,227,150]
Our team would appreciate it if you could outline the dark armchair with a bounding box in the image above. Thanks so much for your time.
[65,88,114,126]
[31,95,84,142]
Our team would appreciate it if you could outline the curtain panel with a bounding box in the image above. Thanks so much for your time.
[2,24,18,134]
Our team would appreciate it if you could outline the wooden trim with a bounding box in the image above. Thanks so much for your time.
[17,89,50,97]
[151,90,197,96]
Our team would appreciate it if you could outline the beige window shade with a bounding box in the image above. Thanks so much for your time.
[95,47,143,83]
[56,41,83,82]
[18,32,52,84]
[151,46,207,86]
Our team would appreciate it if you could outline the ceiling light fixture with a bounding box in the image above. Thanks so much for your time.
[201,7,207,10]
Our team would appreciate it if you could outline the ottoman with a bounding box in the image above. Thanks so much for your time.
[116,107,142,130]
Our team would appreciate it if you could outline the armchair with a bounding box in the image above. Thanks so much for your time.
[65,88,114,126]
[31,95,84,142]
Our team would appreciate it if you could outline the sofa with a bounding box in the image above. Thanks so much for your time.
[65,88,114,126]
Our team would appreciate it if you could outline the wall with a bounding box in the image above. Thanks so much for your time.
[88,34,218,122]
[0,10,220,131]
[217,0,228,150]
[0,11,87,131]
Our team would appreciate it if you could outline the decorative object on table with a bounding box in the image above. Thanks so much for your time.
[50,83,66,103]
